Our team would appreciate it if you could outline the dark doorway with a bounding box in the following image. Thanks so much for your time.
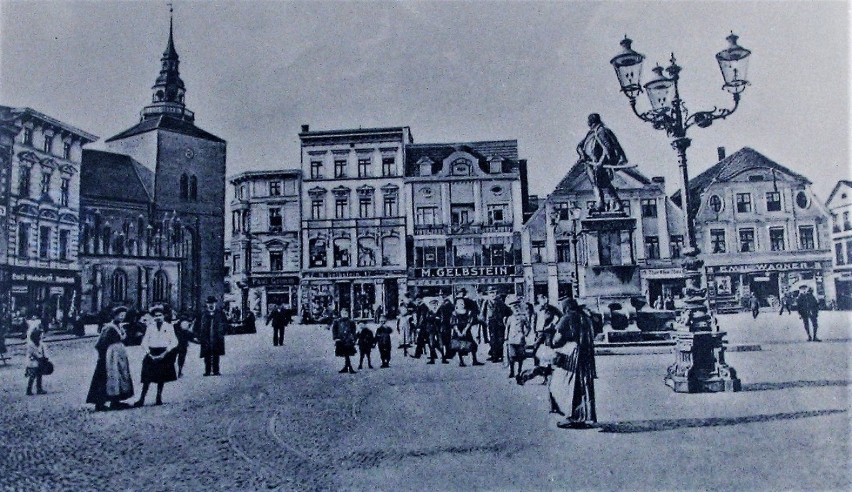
[384,278,399,319]
[336,282,351,316]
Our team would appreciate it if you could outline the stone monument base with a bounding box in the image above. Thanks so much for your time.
[664,331,741,393]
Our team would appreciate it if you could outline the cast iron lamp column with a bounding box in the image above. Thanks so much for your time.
[569,206,583,299]
[609,33,751,392]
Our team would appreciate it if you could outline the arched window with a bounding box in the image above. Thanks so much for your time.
[189,175,198,201]
[180,174,188,199]
[111,270,127,302]
[152,270,169,303]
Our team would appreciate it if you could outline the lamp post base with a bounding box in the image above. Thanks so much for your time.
[665,331,741,393]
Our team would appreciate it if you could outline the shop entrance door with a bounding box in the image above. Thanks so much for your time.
[336,282,352,317]
[353,282,376,320]
[749,273,779,307]
[384,279,398,319]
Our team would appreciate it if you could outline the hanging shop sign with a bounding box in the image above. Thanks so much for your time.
[413,265,516,279]
[706,261,819,274]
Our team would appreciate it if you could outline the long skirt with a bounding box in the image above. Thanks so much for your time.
[548,343,596,424]
[105,343,134,399]
[141,348,178,384]
[85,358,108,404]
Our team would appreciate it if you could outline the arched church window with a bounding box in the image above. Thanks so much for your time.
[189,175,198,201]
[153,270,169,303]
[111,269,127,302]
[180,174,188,199]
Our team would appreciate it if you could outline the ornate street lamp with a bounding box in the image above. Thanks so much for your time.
[610,33,751,393]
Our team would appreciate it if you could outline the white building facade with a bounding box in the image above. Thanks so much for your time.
[825,180,852,309]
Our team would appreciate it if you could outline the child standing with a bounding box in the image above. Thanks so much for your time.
[375,315,393,368]
[357,323,375,370]
[25,326,49,395]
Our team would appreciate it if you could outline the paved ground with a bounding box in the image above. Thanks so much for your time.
[0,311,849,491]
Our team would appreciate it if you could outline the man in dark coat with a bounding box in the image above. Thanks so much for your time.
[480,289,510,363]
[438,292,455,364]
[796,286,820,342]
[554,299,597,429]
[267,304,292,347]
[195,296,226,376]
[331,308,357,373]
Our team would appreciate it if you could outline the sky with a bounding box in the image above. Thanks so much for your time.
[1,0,849,201]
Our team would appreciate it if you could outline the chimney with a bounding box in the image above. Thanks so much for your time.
[651,176,665,184]
[717,146,726,161]
[301,124,310,133]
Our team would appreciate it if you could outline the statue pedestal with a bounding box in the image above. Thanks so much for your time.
[665,331,741,392]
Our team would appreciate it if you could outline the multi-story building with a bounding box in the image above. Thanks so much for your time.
[522,160,684,306]
[825,180,852,309]
[675,147,834,311]
[299,125,410,321]
[0,106,97,333]
[405,140,529,299]
[230,169,302,317]
[81,16,227,313]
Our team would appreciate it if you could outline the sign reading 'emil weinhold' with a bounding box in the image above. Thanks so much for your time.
[414,266,515,278]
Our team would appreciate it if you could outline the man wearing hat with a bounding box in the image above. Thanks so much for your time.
[414,297,442,363]
[504,294,531,379]
[796,285,820,342]
[480,287,511,363]
[195,296,227,376]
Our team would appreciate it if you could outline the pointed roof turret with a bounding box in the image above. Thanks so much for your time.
[140,4,194,122]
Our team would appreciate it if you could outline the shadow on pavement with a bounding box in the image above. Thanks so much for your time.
[756,338,852,345]
[597,409,847,434]
[740,379,850,392]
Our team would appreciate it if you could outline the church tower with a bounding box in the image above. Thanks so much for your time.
[99,9,226,311]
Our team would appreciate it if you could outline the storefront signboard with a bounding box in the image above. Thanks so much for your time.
[413,265,516,278]
[303,270,406,279]
[707,261,818,274]
[642,267,684,279]
[248,276,299,287]
[11,271,78,284]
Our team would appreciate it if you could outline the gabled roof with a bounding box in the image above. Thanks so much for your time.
[826,179,852,206]
[552,160,651,195]
[405,140,520,176]
[81,149,154,204]
[106,114,224,143]
[672,147,811,217]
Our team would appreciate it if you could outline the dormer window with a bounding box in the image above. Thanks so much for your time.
[488,156,503,174]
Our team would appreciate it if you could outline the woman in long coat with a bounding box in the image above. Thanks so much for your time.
[86,306,134,411]
[551,299,597,429]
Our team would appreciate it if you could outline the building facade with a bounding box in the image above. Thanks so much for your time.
[522,161,685,307]
[0,106,97,333]
[825,180,852,309]
[230,170,302,317]
[82,17,227,313]
[678,147,834,311]
[405,140,529,300]
[299,126,410,321]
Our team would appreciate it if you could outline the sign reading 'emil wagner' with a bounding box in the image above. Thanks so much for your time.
[414,265,516,278]
[707,261,822,274]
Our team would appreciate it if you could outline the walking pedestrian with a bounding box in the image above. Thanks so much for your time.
[504,294,531,379]
[551,299,597,429]
[357,323,375,370]
[417,298,443,364]
[267,304,292,347]
[195,296,226,376]
[750,295,760,319]
[375,315,393,368]
[174,312,194,378]
[779,292,793,315]
[438,292,455,364]
[450,298,483,367]
[331,308,357,373]
[24,324,49,395]
[796,286,820,341]
[481,288,510,363]
[134,306,177,407]
[86,306,134,411]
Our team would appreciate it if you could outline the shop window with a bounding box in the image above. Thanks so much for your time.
[269,208,283,232]
[556,240,572,262]
[487,204,508,224]
[334,159,347,178]
[415,207,439,225]
[269,251,284,271]
[736,193,752,213]
[333,238,351,267]
[382,157,395,177]
[353,283,376,319]
[836,243,845,265]
[769,227,785,251]
[598,230,633,266]
[112,270,127,302]
[670,235,684,258]
[766,191,782,212]
[310,161,323,179]
[269,180,281,196]
[309,238,327,267]
[152,271,169,303]
[644,236,660,259]
[357,237,379,267]
[739,228,755,252]
[18,223,30,258]
[59,230,70,261]
[798,226,815,250]
[531,241,546,263]
[358,157,371,178]
[710,229,726,253]
[383,195,398,217]
[708,195,723,213]
[381,236,401,266]
[640,199,657,218]
[311,199,324,219]
[335,198,349,219]
[60,178,70,207]
[18,165,31,197]
[39,226,50,258]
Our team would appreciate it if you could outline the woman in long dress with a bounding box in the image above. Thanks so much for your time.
[86,306,134,411]
[134,306,178,406]
[550,298,597,429]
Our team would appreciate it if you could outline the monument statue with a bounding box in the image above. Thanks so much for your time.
[575,113,635,214]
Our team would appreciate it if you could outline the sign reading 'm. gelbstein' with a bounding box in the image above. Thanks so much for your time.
[414,265,515,278]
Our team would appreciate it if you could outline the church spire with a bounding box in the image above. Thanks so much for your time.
[142,2,193,122]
